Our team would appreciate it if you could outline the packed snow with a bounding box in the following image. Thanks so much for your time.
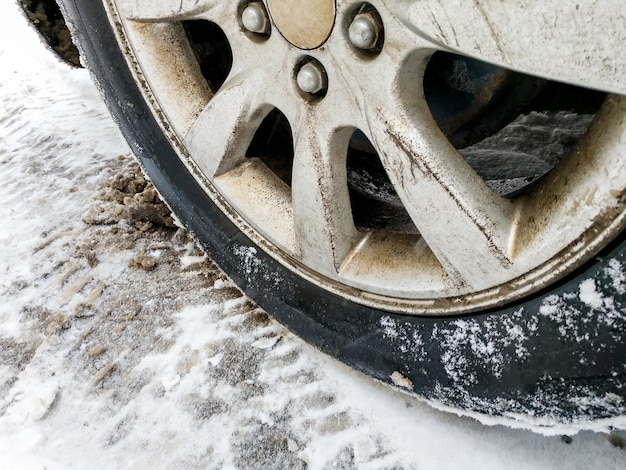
[0,1,625,468]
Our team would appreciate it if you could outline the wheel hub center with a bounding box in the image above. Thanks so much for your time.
[266,0,336,49]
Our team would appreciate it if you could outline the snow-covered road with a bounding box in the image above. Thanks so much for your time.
[0,2,624,468]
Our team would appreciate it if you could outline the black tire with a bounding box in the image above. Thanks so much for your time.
[57,0,626,425]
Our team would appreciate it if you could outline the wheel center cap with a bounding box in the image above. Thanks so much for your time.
[266,0,336,49]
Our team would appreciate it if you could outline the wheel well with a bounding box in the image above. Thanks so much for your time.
[18,0,81,67]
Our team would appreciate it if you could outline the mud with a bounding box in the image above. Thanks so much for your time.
[20,0,81,67]
[84,161,175,230]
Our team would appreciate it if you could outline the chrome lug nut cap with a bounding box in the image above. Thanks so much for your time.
[348,12,380,49]
[242,2,269,34]
[297,62,326,94]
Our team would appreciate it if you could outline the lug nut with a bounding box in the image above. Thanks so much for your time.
[297,62,326,94]
[348,12,381,50]
[242,2,269,34]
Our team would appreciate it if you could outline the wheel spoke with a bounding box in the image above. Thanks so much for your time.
[117,0,224,22]
[291,116,360,275]
[110,0,626,307]
[517,96,626,257]
[394,0,626,94]
[184,71,271,179]
[365,100,514,288]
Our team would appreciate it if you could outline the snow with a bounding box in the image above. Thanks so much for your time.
[607,259,626,294]
[1,1,625,468]
[579,279,604,309]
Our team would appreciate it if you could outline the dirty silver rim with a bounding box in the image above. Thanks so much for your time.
[108,0,626,315]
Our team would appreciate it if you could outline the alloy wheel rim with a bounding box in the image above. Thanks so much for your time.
[108,0,626,315]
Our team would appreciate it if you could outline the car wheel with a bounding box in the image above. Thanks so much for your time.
[57,0,626,425]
